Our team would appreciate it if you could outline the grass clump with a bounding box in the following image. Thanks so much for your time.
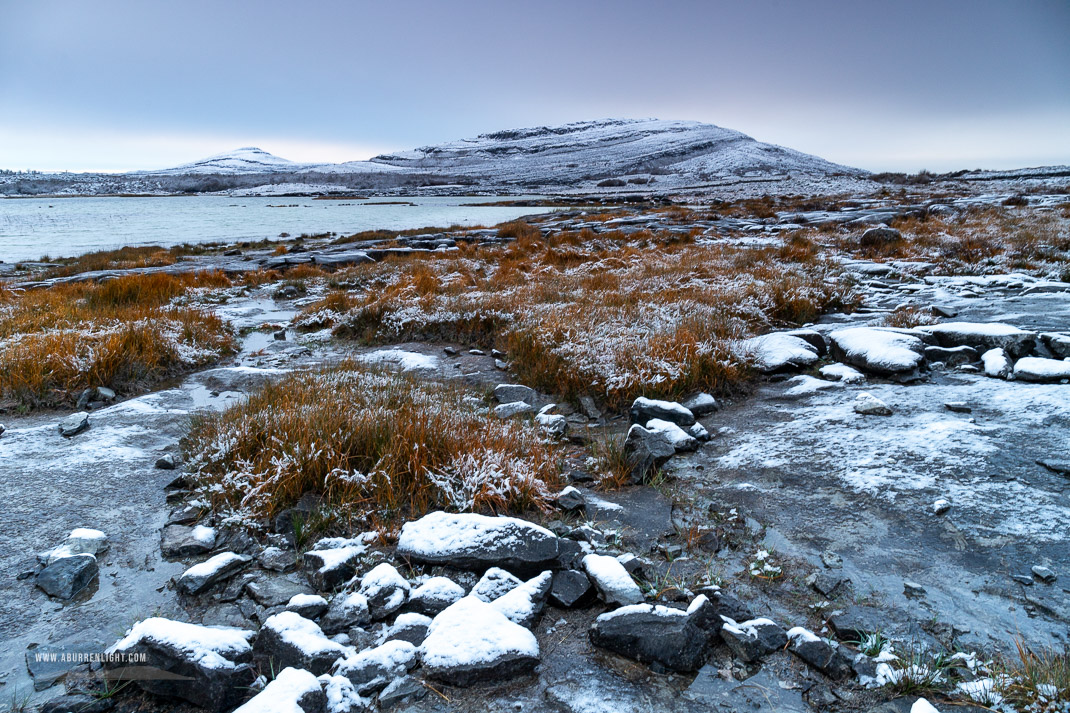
[184,362,562,527]
[0,272,235,408]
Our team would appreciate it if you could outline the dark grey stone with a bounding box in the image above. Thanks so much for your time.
[36,554,98,600]
[623,424,675,481]
[160,524,215,559]
[378,675,427,710]
[246,577,315,607]
[589,604,707,672]
[550,570,594,608]
[720,618,787,663]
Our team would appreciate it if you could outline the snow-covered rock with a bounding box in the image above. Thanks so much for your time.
[419,597,540,686]
[471,567,523,602]
[589,603,707,672]
[303,544,366,591]
[494,401,535,419]
[43,528,109,564]
[319,591,371,635]
[286,593,330,620]
[853,392,893,416]
[786,626,853,679]
[1013,357,1070,383]
[819,363,865,383]
[396,511,560,575]
[719,617,787,663]
[490,571,552,628]
[781,375,838,398]
[161,524,217,558]
[105,618,255,710]
[919,322,1036,359]
[357,563,410,620]
[319,674,372,713]
[254,612,351,675]
[583,554,643,606]
[629,397,696,427]
[829,327,926,374]
[982,347,1012,378]
[407,576,465,616]
[623,423,676,479]
[335,640,418,695]
[383,612,432,647]
[232,667,324,713]
[683,392,719,416]
[645,418,699,452]
[741,333,820,373]
[177,552,251,595]
[58,412,89,437]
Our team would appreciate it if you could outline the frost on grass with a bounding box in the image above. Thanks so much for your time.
[301,229,855,408]
[185,363,561,526]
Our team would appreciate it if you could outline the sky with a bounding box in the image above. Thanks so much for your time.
[1,0,1068,173]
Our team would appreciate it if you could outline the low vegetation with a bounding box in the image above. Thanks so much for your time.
[184,363,562,528]
[296,224,857,410]
[0,272,235,408]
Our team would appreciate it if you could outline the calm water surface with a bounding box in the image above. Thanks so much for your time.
[0,195,554,262]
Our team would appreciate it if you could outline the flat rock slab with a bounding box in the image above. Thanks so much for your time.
[583,486,675,554]
[684,667,808,712]
[246,576,315,607]
[26,641,104,691]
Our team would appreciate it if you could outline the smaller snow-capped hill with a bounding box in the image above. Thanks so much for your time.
[371,118,867,186]
[135,147,311,175]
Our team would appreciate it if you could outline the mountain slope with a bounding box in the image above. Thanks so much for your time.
[135,147,309,175]
[369,118,867,186]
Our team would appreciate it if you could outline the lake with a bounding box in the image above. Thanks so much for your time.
[0,195,555,262]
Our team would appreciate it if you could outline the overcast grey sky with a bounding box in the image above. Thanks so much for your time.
[2,0,1068,172]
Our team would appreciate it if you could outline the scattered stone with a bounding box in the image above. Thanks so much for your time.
[396,511,560,576]
[683,392,719,416]
[155,453,177,470]
[944,402,971,413]
[742,333,820,373]
[490,571,552,628]
[246,577,315,607]
[105,617,255,710]
[583,553,643,606]
[590,603,707,672]
[384,612,432,646]
[161,524,216,558]
[536,407,569,438]
[335,640,418,695]
[303,545,365,591]
[493,384,536,404]
[36,553,98,599]
[285,593,329,619]
[58,412,90,437]
[854,392,893,416]
[377,675,427,710]
[919,322,1037,359]
[177,552,251,595]
[320,591,372,635]
[830,328,925,374]
[859,224,903,249]
[629,396,696,427]
[407,576,465,616]
[231,666,323,713]
[43,527,109,563]
[720,617,787,663]
[903,581,926,598]
[933,499,952,515]
[1032,565,1057,583]
[258,546,298,572]
[982,348,1012,378]
[820,363,866,383]
[578,395,602,420]
[807,571,844,597]
[472,567,523,602]
[420,597,540,686]
[358,563,410,620]
[553,486,586,513]
[645,418,699,452]
[821,551,843,569]
[493,401,535,419]
[623,423,675,480]
[1012,575,1035,586]
[1037,459,1070,477]
[826,607,883,642]
[442,346,458,356]
[787,627,853,679]
[254,611,350,675]
[550,570,594,608]
[685,668,807,712]
[1014,357,1070,383]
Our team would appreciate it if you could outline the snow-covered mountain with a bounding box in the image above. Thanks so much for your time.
[136,146,401,176]
[370,118,866,185]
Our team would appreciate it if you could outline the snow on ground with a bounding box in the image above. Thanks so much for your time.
[358,348,439,372]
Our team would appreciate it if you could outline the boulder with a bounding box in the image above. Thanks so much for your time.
[419,597,540,686]
[623,424,675,480]
[645,418,699,452]
[583,554,643,606]
[176,552,251,595]
[859,224,903,249]
[493,384,537,404]
[830,328,926,375]
[1041,332,1070,359]
[58,412,89,437]
[787,627,853,679]
[105,617,255,711]
[854,392,893,416]
[720,617,787,663]
[924,345,979,366]
[550,570,595,608]
[982,348,1012,378]
[820,363,866,383]
[396,511,560,576]
[590,604,707,672]
[552,486,586,513]
[155,454,177,470]
[629,397,696,427]
[1014,357,1070,383]
[246,577,315,607]
[36,554,98,599]
[43,528,108,564]
[232,666,325,713]
[357,563,410,620]
[494,401,534,419]
[377,675,427,710]
[254,612,350,675]
[490,571,552,628]
[258,546,298,572]
[335,640,418,695]
[918,322,1036,359]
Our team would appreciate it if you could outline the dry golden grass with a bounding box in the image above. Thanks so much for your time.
[185,362,562,525]
[0,272,235,408]
[297,227,856,411]
[45,245,178,277]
